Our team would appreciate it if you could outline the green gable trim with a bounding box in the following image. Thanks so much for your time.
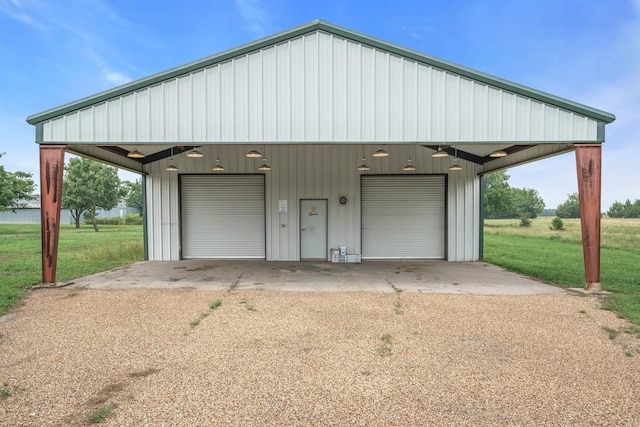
[35,123,43,143]
[597,122,606,142]
[26,20,615,126]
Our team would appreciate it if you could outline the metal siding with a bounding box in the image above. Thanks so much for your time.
[276,42,291,141]
[206,66,221,141]
[135,90,150,142]
[181,175,265,258]
[38,30,602,145]
[143,144,481,261]
[122,93,136,141]
[248,50,263,142]
[192,70,206,142]
[362,175,445,259]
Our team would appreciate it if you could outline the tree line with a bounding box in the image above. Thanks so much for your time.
[484,170,640,219]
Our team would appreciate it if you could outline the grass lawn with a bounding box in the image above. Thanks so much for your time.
[484,217,640,324]
[0,224,143,316]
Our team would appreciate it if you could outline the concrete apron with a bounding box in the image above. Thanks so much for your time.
[63,260,564,296]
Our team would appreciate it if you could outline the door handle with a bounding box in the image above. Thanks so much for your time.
[301,226,306,231]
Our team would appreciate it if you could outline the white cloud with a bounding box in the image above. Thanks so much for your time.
[0,0,44,29]
[103,70,132,86]
[234,0,271,37]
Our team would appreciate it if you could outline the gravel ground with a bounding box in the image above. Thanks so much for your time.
[1,288,639,426]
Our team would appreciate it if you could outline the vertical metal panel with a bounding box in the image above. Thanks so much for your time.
[276,42,291,141]
[79,108,93,141]
[248,50,263,141]
[205,66,221,141]
[149,85,163,141]
[318,33,333,141]
[304,32,319,140]
[107,100,121,141]
[93,103,107,141]
[262,47,277,141]
[134,91,150,142]
[234,56,248,141]
[122,93,136,141]
[332,36,348,141]
[192,70,206,142]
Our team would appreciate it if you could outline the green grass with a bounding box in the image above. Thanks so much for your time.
[86,404,113,423]
[485,218,640,324]
[0,224,143,315]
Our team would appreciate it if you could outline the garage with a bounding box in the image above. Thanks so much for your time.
[180,175,265,259]
[361,175,445,259]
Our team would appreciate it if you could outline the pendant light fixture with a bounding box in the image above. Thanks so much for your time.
[258,158,271,171]
[373,146,389,157]
[166,147,178,171]
[127,147,145,159]
[257,146,271,171]
[432,145,448,158]
[489,147,508,158]
[402,150,416,171]
[357,146,370,171]
[246,148,262,158]
[212,145,224,171]
[449,147,462,171]
[186,147,203,158]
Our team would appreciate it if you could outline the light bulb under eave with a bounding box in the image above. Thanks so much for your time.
[373,148,389,157]
[357,163,370,171]
[166,162,179,172]
[246,149,262,158]
[489,149,508,158]
[402,162,416,171]
[212,161,225,171]
[127,148,145,159]
[449,163,463,171]
[258,163,271,171]
[186,148,203,158]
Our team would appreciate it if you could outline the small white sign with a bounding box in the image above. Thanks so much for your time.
[279,200,288,213]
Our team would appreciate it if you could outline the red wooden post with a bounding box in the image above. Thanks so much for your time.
[40,145,66,284]
[575,144,602,292]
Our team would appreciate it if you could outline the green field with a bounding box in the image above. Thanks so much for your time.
[484,218,640,323]
[0,224,143,315]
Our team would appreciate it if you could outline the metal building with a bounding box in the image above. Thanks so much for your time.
[27,20,615,290]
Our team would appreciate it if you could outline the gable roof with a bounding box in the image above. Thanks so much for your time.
[27,19,615,126]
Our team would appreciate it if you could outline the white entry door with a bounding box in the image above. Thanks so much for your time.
[300,199,328,261]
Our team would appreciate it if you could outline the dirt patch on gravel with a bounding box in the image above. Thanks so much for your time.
[1,289,639,426]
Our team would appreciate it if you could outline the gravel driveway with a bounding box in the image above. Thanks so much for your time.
[1,288,639,426]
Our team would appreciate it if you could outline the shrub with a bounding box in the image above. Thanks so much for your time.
[550,217,564,230]
[123,213,143,225]
[519,214,531,227]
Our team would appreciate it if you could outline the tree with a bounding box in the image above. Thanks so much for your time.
[62,158,121,231]
[607,199,640,218]
[121,179,143,211]
[483,170,513,219]
[0,153,35,212]
[511,187,545,219]
[555,193,581,218]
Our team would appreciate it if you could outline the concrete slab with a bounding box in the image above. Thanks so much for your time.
[64,260,564,295]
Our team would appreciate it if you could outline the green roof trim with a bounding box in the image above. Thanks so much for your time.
[26,19,615,126]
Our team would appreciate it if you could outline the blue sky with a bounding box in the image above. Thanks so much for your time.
[1,0,638,209]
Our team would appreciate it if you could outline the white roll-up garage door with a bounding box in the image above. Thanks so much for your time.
[181,175,265,258]
[362,175,445,259]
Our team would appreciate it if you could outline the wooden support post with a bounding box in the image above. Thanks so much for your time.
[575,144,602,292]
[40,145,66,284]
